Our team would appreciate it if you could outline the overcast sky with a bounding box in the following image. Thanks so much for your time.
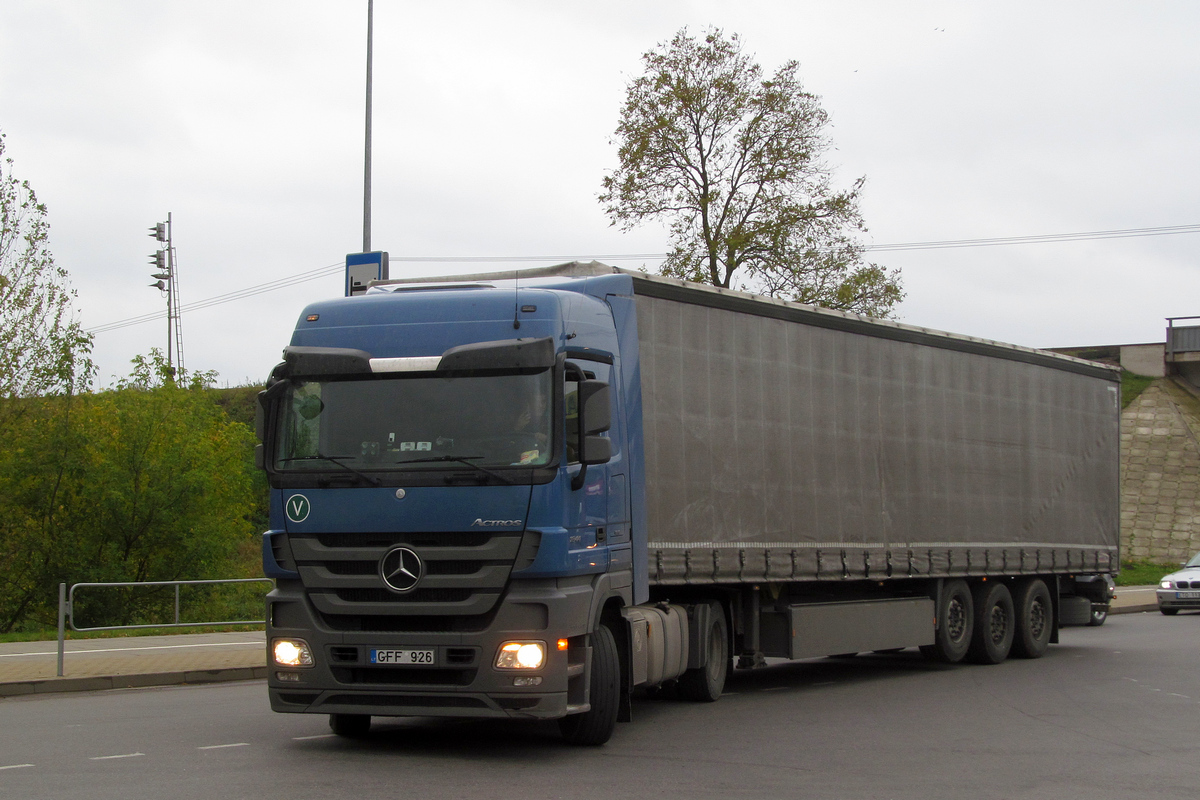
[2,1,1198,386]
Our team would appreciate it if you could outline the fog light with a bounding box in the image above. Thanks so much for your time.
[495,641,545,670]
[276,671,301,682]
[272,638,314,668]
[513,676,543,687]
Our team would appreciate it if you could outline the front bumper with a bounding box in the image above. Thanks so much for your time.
[266,577,594,720]
[1157,589,1200,612]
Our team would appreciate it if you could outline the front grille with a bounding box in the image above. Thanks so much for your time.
[320,614,495,633]
[497,697,541,710]
[332,667,477,686]
[330,647,358,663]
[334,588,474,604]
[323,694,487,709]
[317,531,493,549]
[289,530,538,628]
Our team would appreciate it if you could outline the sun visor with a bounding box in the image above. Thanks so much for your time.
[282,346,373,376]
[438,337,556,372]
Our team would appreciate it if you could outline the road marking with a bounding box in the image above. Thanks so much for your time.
[0,764,34,771]
[90,753,144,760]
[293,734,336,741]
[1169,693,1190,699]
[0,642,261,658]
[198,743,249,750]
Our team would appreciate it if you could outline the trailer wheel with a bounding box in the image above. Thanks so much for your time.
[1088,606,1108,626]
[1011,579,1052,659]
[967,582,1014,664]
[920,579,973,663]
[559,625,619,746]
[329,713,371,737]
[678,602,728,702]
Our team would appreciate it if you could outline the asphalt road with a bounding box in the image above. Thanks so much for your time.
[2,610,1198,800]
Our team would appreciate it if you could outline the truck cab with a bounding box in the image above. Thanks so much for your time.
[258,270,645,743]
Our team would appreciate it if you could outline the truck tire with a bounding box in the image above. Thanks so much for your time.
[1088,606,1108,626]
[559,625,620,746]
[920,579,973,663]
[1010,578,1052,659]
[967,582,1014,664]
[329,713,371,737]
[678,602,728,702]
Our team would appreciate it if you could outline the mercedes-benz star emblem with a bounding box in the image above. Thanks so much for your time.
[379,546,424,594]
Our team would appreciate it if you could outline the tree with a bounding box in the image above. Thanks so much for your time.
[0,129,93,401]
[601,29,903,318]
[0,351,260,632]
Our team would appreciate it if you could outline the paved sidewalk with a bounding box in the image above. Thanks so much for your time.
[0,630,266,697]
[0,587,1164,698]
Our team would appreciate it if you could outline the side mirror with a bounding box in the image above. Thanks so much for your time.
[570,380,612,488]
[256,380,289,472]
[579,435,612,466]
[578,380,611,436]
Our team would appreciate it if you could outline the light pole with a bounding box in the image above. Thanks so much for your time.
[363,0,374,253]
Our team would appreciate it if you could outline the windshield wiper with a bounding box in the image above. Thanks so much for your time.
[391,454,520,485]
[278,454,382,486]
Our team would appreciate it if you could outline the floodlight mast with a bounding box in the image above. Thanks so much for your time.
[147,213,184,378]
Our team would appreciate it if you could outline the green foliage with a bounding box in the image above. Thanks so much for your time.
[602,28,902,318]
[0,129,93,405]
[1121,370,1155,409]
[209,384,264,429]
[1117,560,1181,586]
[0,351,261,632]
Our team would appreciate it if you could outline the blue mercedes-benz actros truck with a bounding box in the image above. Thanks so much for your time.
[258,262,1119,745]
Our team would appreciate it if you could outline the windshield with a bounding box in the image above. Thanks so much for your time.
[1186,553,1200,569]
[274,370,553,472]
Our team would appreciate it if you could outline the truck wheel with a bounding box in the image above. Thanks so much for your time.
[1088,607,1108,626]
[967,582,1014,664]
[920,579,973,663]
[1011,578,1052,659]
[678,602,728,702]
[329,713,371,737]
[559,625,619,746]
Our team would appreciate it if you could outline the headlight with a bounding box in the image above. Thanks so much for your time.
[272,638,315,667]
[1161,580,1174,589]
[495,641,545,670]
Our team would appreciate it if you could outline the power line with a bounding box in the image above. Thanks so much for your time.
[866,223,1200,252]
[85,254,666,334]
[85,224,1200,335]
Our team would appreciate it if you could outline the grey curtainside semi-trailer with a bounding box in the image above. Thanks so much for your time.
[258,262,1119,745]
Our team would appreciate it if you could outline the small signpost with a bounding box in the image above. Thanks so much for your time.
[345,251,389,296]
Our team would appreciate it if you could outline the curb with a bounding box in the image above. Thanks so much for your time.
[0,666,268,698]
[1112,603,1159,615]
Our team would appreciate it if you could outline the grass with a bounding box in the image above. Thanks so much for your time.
[1121,370,1156,408]
[1116,560,1181,586]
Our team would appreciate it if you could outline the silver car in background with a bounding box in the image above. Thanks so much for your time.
[1157,552,1200,615]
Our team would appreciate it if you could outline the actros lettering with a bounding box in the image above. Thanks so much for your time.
[471,518,523,527]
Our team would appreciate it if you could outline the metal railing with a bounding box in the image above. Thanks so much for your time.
[56,578,274,677]
[1167,315,1200,363]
